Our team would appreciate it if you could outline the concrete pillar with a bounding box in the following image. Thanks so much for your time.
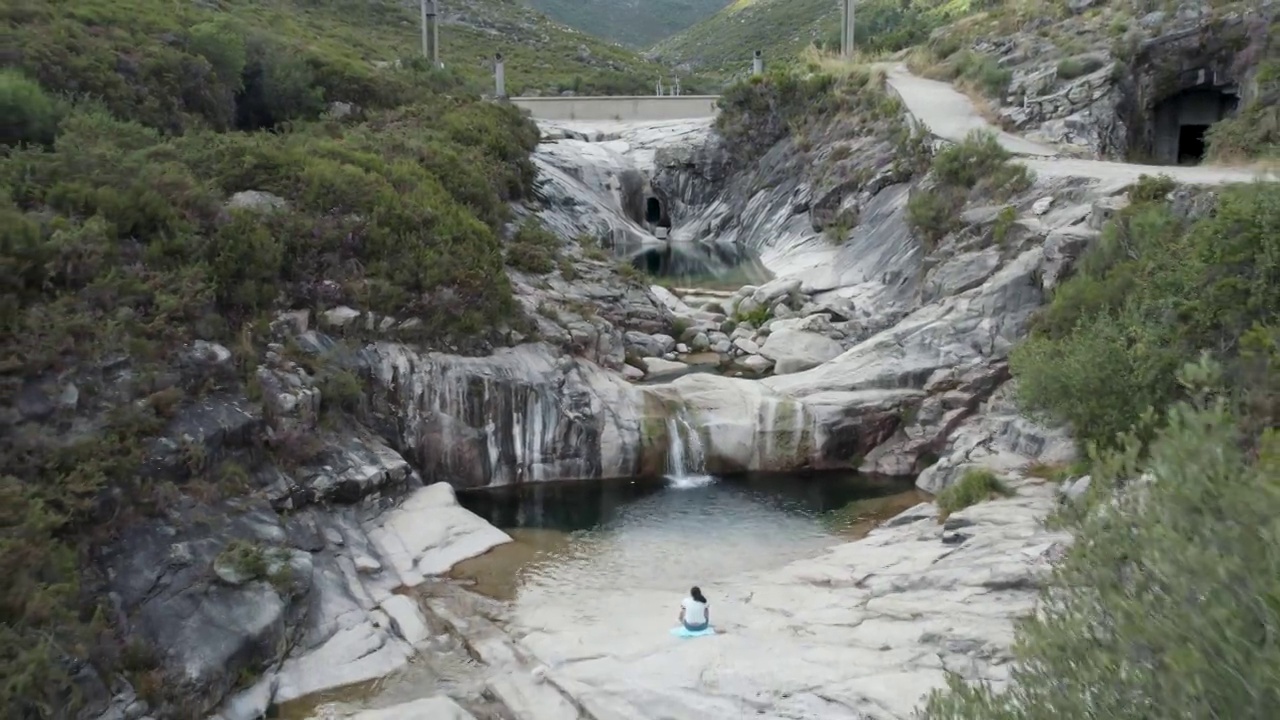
[841,0,855,58]
[752,50,763,76]
[656,78,664,96]
[421,0,440,66]
[494,53,505,97]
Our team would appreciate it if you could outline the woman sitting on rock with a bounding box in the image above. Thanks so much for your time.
[679,586,710,632]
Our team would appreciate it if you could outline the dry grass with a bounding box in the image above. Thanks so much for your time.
[799,46,887,78]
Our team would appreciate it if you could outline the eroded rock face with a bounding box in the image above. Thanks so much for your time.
[363,342,651,487]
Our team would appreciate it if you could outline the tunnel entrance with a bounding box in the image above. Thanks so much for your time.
[645,197,663,224]
[1151,84,1239,165]
[1177,124,1209,164]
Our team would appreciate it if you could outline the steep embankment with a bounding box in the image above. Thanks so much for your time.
[526,0,731,48]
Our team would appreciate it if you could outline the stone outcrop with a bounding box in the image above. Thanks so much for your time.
[979,2,1274,160]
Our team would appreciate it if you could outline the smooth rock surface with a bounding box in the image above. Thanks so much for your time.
[758,328,844,375]
[367,482,513,584]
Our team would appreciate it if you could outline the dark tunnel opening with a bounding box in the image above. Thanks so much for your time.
[1150,84,1238,165]
[1177,124,1209,164]
[644,197,663,224]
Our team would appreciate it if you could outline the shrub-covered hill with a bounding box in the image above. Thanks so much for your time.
[652,0,967,80]
[4,0,706,104]
[525,0,731,48]
[0,0,684,715]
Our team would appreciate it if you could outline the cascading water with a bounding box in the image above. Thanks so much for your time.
[665,412,713,488]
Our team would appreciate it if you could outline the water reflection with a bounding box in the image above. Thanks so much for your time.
[616,238,771,289]
[452,473,923,602]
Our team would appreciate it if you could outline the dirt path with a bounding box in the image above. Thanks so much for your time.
[880,63,1275,187]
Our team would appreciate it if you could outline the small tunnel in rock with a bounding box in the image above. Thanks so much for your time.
[1152,84,1239,165]
[644,196,671,229]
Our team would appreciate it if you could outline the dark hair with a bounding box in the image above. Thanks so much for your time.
[691,586,706,604]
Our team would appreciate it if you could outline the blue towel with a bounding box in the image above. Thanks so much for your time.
[670,625,716,638]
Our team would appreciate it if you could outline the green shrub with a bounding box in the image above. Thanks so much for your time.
[0,69,61,146]
[927,50,1012,100]
[734,304,773,328]
[935,468,1013,514]
[1013,182,1280,451]
[1055,54,1106,81]
[921,389,1280,720]
[507,218,561,275]
[907,186,962,248]
[907,131,1033,247]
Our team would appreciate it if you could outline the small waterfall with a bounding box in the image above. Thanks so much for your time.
[665,412,713,488]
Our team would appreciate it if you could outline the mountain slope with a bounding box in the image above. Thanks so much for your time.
[653,0,962,80]
[525,0,732,47]
[653,0,838,77]
[4,0,704,101]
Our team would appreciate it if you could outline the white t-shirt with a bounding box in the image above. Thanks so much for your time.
[682,597,708,625]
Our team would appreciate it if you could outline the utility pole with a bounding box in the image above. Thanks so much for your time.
[421,0,440,66]
[494,53,505,97]
[752,50,763,75]
[841,0,856,58]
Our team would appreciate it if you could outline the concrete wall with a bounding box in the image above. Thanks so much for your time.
[510,95,721,121]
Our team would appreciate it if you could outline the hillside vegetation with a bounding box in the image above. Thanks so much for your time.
[3,0,703,102]
[527,0,731,48]
[0,0,666,714]
[922,178,1280,717]
[653,0,971,80]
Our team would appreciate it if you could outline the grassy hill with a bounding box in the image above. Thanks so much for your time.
[3,0,709,103]
[525,0,732,48]
[653,0,973,81]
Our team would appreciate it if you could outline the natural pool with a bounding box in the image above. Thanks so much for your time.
[615,237,772,291]
[286,472,924,719]
[451,472,923,604]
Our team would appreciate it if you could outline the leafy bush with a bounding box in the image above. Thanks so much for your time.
[0,69,61,146]
[935,468,1013,514]
[1013,181,1280,451]
[1055,54,1106,81]
[921,384,1280,720]
[914,47,1012,100]
[507,218,562,275]
[907,130,1034,248]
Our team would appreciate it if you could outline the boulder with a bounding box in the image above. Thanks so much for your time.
[365,482,512,585]
[757,329,843,375]
[641,356,689,380]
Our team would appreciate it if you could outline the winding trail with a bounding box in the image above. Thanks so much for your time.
[880,63,1276,187]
